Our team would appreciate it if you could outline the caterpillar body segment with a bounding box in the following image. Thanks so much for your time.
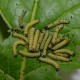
[24,19,39,36]
[44,19,70,29]
[13,40,26,56]
[19,50,40,57]
[33,29,40,51]
[52,38,70,50]
[51,24,64,46]
[36,32,44,51]
[39,57,60,71]
[40,30,49,51]
[47,53,70,62]
[12,32,28,43]
[28,28,35,51]
[53,49,75,56]
[42,35,52,57]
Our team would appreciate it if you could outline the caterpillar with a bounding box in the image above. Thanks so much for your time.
[24,19,39,36]
[51,24,64,46]
[54,53,69,58]
[12,32,28,43]
[19,50,40,57]
[19,10,27,28]
[33,29,40,51]
[11,28,23,33]
[44,19,70,29]
[42,35,52,57]
[39,57,60,71]
[13,40,26,56]
[28,28,35,51]
[53,49,75,56]
[52,38,70,50]
[48,36,64,49]
[36,32,44,51]
[47,53,71,62]
[40,30,49,51]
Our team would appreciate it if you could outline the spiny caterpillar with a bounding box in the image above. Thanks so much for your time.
[24,19,39,36]
[12,18,75,71]
[44,19,70,29]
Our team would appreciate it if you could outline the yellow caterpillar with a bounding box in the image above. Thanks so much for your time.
[47,53,71,62]
[40,30,49,51]
[19,50,40,57]
[54,53,69,58]
[42,35,52,57]
[13,40,26,56]
[52,38,70,50]
[39,57,60,71]
[28,28,35,51]
[51,24,64,46]
[44,19,70,29]
[33,29,40,51]
[12,32,28,43]
[53,49,75,56]
[24,19,39,36]
[36,32,44,51]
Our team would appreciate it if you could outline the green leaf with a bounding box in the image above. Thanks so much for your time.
[0,0,80,80]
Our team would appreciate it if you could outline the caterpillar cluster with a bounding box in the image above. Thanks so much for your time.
[12,17,75,71]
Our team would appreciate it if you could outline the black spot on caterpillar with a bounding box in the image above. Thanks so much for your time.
[24,19,39,36]
[47,53,71,62]
[53,49,75,56]
[33,29,40,51]
[42,35,52,57]
[39,57,60,71]
[40,30,49,51]
[19,50,40,57]
[44,19,70,29]
[28,28,35,51]
[12,32,28,43]
[52,38,70,50]
[51,24,64,46]
[13,40,26,56]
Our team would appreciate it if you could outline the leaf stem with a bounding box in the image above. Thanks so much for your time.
[19,0,39,80]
